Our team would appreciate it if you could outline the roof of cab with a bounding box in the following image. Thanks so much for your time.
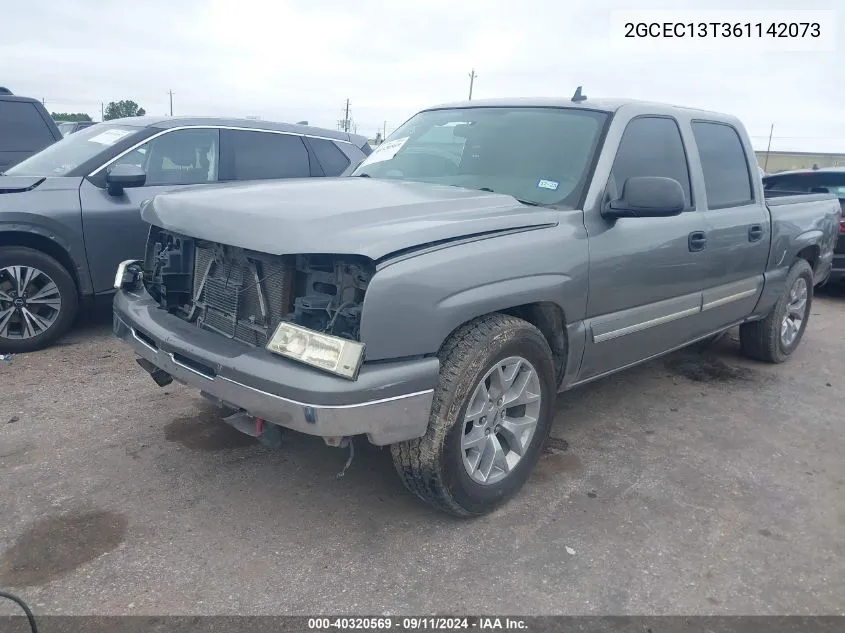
[422,96,737,122]
[102,115,368,146]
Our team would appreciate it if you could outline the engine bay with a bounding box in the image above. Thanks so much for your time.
[143,228,375,345]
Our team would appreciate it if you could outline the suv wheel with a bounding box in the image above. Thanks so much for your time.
[391,314,556,517]
[0,247,78,353]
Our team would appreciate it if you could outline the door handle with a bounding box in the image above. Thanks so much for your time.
[748,224,764,242]
[688,231,707,252]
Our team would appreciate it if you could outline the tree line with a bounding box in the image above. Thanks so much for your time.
[51,99,147,123]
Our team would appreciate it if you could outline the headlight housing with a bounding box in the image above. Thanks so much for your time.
[266,321,365,380]
[114,259,143,290]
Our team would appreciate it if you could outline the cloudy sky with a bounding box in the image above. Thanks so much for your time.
[2,0,843,152]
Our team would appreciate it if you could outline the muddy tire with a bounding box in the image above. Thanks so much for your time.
[740,259,813,364]
[390,314,556,517]
[0,247,78,353]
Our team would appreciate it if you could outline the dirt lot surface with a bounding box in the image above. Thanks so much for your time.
[1,287,843,615]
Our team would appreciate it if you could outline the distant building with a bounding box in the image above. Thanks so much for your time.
[756,150,845,173]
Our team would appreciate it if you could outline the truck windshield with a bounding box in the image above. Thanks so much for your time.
[5,123,142,177]
[352,106,608,207]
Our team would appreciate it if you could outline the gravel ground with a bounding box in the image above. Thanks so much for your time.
[1,287,843,616]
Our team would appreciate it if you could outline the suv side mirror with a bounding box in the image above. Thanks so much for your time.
[106,164,146,196]
[603,176,686,220]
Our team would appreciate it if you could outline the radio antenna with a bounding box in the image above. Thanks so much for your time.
[571,86,587,103]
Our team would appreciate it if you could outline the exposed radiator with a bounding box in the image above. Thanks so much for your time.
[191,244,295,346]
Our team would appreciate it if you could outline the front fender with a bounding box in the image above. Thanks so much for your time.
[359,219,588,361]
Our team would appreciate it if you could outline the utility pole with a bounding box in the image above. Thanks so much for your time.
[42,97,45,106]
[468,69,477,100]
[168,90,174,116]
[383,120,387,139]
[344,99,350,132]
[100,102,104,121]
[764,123,774,172]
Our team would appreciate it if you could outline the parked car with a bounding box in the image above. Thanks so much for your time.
[112,97,840,517]
[763,167,845,284]
[56,120,97,136]
[0,116,371,352]
[0,88,62,172]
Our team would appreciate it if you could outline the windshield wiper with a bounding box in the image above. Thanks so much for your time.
[515,198,542,206]
[356,173,371,178]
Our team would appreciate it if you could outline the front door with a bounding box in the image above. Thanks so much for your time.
[79,127,220,293]
[578,115,706,380]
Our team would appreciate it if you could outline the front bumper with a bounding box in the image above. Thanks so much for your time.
[113,288,438,445]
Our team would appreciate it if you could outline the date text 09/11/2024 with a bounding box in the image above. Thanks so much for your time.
[307,617,528,630]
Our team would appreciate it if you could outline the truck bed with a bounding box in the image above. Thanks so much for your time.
[763,190,841,284]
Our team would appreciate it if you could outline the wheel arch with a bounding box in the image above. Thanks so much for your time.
[0,230,81,296]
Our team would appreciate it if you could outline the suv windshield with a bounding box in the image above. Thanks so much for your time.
[352,106,608,207]
[5,123,142,177]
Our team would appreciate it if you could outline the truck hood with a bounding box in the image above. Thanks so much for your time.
[140,178,559,260]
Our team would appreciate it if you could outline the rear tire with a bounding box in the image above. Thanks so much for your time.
[391,314,557,517]
[0,246,78,353]
[739,259,813,364]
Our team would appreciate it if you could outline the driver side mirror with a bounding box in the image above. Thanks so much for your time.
[106,163,146,196]
[602,176,686,220]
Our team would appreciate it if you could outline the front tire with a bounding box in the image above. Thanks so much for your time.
[391,314,557,517]
[740,258,813,364]
[0,247,79,353]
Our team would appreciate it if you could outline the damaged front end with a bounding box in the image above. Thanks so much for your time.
[119,226,381,455]
[125,227,374,386]
[140,226,375,354]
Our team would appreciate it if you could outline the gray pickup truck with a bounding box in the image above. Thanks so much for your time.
[113,97,840,517]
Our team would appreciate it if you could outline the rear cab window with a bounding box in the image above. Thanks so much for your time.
[691,121,754,209]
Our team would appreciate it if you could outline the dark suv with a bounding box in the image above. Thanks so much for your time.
[0,116,371,352]
[0,87,63,171]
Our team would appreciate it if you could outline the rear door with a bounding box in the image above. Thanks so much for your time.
[691,121,769,326]
[79,127,220,293]
[219,129,312,181]
[0,99,59,170]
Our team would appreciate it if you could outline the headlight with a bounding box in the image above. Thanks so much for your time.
[114,259,142,290]
[266,321,365,380]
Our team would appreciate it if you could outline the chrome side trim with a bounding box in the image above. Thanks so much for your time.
[88,125,355,178]
[701,288,758,311]
[216,375,434,410]
[592,306,700,343]
[570,320,745,389]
